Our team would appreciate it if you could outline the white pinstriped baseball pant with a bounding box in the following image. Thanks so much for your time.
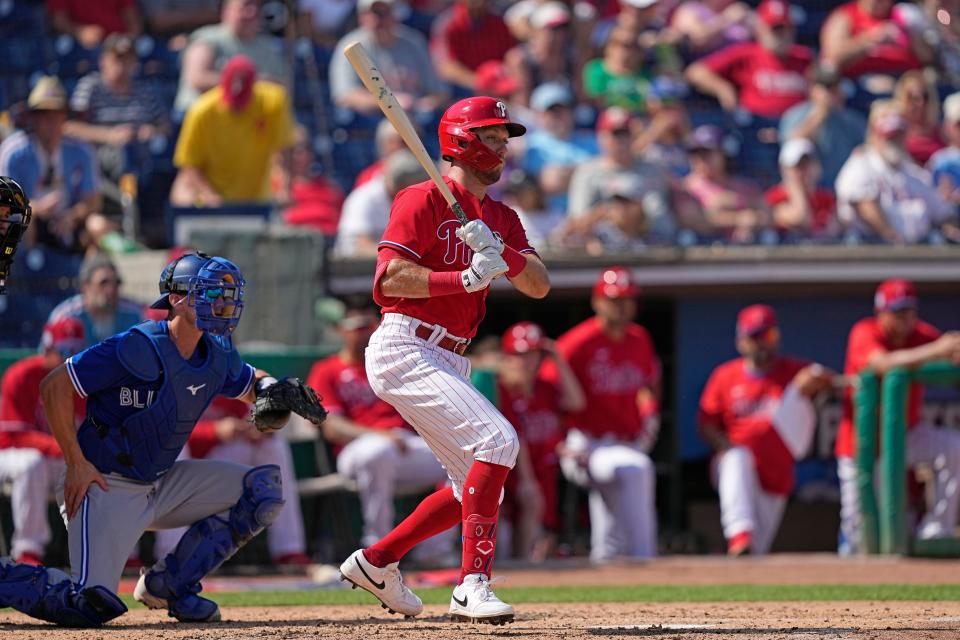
[365,313,520,501]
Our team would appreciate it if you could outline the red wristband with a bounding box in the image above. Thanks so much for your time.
[502,246,527,278]
[427,270,467,296]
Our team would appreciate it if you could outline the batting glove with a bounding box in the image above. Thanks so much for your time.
[461,247,508,293]
[457,219,503,254]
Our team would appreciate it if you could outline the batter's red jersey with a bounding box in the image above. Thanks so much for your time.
[307,354,406,431]
[699,356,809,496]
[187,396,250,460]
[498,377,565,530]
[835,317,940,458]
[551,317,661,440]
[0,355,84,456]
[374,177,537,339]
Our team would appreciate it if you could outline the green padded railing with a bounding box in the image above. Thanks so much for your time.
[855,361,960,556]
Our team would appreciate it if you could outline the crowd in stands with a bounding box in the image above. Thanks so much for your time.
[0,0,957,259]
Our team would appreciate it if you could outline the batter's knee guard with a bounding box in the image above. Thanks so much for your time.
[144,465,284,609]
[0,558,127,627]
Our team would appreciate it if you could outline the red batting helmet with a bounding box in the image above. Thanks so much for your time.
[439,97,526,173]
[502,321,546,355]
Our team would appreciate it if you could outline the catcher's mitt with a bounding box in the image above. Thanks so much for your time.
[252,377,328,432]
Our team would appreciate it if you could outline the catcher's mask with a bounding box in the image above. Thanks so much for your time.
[0,176,32,294]
[187,256,246,336]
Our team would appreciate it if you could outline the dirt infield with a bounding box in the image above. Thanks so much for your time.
[2,555,960,639]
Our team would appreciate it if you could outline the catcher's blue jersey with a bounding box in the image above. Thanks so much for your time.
[66,320,254,480]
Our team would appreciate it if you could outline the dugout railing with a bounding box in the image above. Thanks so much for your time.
[855,362,960,557]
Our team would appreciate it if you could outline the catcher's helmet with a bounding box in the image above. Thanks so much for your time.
[438,96,526,173]
[151,251,245,336]
[0,176,32,294]
[502,321,546,355]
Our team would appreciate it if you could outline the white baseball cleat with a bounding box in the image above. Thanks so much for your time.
[449,574,514,625]
[133,569,166,610]
[339,549,423,617]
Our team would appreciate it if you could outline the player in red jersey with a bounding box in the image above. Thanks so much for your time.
[338,96,550,625]
[836,279,960,554]
[307,303,448,555]
[699,305,834,556]
[497,321,585,561]
[549,266,660,562]
[0,317,85,564]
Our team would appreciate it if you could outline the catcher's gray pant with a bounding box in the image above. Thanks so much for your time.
[56,459,250,590]
[365,313,520,501]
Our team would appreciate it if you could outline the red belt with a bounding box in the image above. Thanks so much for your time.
[414,324,469,355]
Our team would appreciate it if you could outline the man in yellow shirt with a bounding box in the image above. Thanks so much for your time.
[170,55,294,206]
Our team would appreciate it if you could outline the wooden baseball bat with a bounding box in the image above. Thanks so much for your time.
[344,41,469,225]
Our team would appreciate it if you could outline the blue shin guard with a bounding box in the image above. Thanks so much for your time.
[0,558,127,627]
[144,465,284,619]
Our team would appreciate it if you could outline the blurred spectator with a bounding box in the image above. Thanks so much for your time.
[335,150,428,257]
[682,125,771,242]
[836,279,960,554]
[503,2,582,107]
[835,101,958,244]
[174,0,289,113]
[330,0,447,115]
[928,92,960,206]
[64,34,169,214]
[0,77,104,254]
[522,82,598,212]
[765,138,841,240]
[583,25,653,113]
[280,126,345,236]
[307,303,449,552]
[298,0,357,47]
[685,0,812,119]
[563,174,668,254]
[170,56,295,207]
[501,169,564,250]
[568,107,668,216]
[47,0,142,48]
[635,79,692,178]
[917,0,960,84]
[430,0,516,93]
[594,0,680,78]
[47,252,145,346]
[497,322,585,561]
[892,71,945,166]
[669,0,753,60]
[0,317,86,565]
[140,0,220,41]
[353,118,410,190]
[548,266,660,562]
[699,305,834,556]
[780,61,868,187]
[155,396,311,567]
[819,0,934,79]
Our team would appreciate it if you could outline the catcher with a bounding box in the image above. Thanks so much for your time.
[0,251,325,627]
[0,176,32,294]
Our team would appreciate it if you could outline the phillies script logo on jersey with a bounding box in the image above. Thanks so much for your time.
[586,349,647,394]
[120,387,155,409]
[729,385,779,419]
[437,220,504,266]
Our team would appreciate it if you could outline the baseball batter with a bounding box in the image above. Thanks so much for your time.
[0,317,86,564]
[338,96,550,626]
[547,266,660,562]
[699,305,833,556]
[0,176,31,294]
[0,251,325,627]
[837,279,960,554]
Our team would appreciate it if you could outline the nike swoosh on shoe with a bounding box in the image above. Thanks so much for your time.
[357,558,386,589]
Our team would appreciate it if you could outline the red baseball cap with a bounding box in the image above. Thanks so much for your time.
[597,106,636,133]
[593,266,639,299]
[757,0,792,26]
[474,61,519,99]
[502,321,546,355]
[41,316,86,357]
[874,278,917,312]
[221,55,257,111]
[737,304,778,338]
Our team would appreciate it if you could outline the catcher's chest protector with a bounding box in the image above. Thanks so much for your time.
[78,322,231,482]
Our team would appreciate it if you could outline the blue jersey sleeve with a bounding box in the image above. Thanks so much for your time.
[220,348,255,399]
[66,335,132,398]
